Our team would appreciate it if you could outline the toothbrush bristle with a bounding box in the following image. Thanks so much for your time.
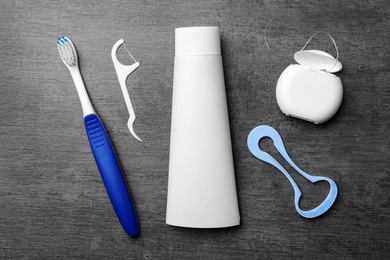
[57,36,77,67]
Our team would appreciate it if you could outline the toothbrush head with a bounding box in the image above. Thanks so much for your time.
[57,36,78,68]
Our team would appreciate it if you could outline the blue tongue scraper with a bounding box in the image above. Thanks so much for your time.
[247,125,338,218]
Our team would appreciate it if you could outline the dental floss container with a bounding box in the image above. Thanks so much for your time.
[276,50,343,124]
[166,26,240,228]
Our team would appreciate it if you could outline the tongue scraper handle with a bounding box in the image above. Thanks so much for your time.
[247,125,338,218]
[112,39,142,141]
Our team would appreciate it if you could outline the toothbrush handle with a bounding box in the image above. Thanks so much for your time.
[84,113,139,238]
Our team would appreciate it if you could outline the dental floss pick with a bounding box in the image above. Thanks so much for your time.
[111,39,142,141]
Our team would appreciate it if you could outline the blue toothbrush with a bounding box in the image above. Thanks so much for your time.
[57,36,139,237]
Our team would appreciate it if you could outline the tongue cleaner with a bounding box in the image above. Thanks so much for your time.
[247,125,338,218]
[112,39,142,141]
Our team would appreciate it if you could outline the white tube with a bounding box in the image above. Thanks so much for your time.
[166,27,240,228]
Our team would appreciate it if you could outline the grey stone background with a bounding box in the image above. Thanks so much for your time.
[1,0,389,259]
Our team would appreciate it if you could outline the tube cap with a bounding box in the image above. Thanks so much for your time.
[175,27,221,55]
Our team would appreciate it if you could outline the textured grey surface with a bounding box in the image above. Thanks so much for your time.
[1,0,390,259]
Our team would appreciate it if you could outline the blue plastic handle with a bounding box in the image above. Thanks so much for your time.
[84,113,139,237]
[247,125,338,218]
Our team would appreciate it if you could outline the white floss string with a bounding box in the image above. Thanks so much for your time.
[123,42,138,63]
[264,18,340,72]
[300,31,339,59]
[264,18,291,58]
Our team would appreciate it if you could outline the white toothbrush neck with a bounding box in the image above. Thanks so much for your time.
[68,66,95,117]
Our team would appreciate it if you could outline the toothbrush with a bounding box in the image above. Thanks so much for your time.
[57,36,139,238]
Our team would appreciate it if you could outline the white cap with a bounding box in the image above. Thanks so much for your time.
[175,26,221,55]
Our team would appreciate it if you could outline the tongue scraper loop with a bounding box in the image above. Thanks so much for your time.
[112,39,142,141]
[247,125,338,218]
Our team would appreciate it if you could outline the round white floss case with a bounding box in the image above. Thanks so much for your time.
[276,50,343,124]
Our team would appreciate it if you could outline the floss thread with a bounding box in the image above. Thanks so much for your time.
[264,18,340,72]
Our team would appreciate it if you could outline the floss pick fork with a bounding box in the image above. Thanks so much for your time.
[112,39,142,141]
